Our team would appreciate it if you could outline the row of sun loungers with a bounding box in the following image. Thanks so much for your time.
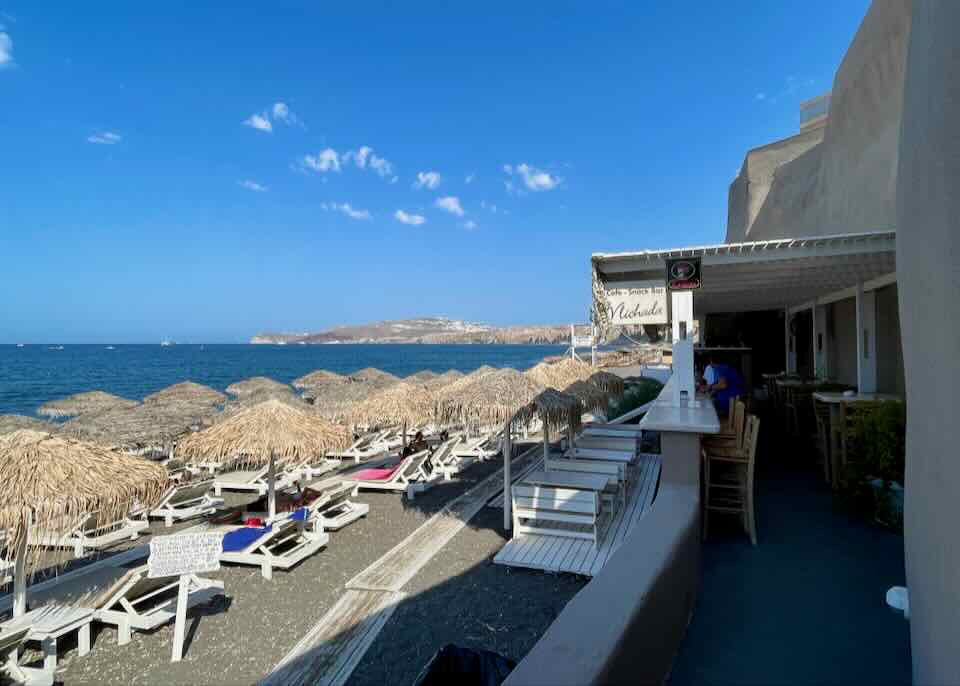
[2,425,505,678]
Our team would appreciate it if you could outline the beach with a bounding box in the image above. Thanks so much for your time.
[10,443,585,685]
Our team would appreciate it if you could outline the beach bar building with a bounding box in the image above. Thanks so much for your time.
[507,2,960,684]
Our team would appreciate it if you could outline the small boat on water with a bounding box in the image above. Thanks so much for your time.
[106,345,116,350]
[15,343,24,348]
[160,339,174,347]
[48,345,64,350]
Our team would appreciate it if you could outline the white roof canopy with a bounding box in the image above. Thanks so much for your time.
[593,230,896,314]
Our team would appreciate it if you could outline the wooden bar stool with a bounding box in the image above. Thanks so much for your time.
[703,414,760,545]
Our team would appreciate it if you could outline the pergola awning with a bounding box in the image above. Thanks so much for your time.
[592,230,896,314]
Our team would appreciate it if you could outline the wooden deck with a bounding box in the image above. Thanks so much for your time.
[493,453,662,577]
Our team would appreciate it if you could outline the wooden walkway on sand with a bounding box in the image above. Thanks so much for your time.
[260,590,404,686]
[260,443,543,686]
[493,453,662,577]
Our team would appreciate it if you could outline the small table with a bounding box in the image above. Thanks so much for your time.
[812,392,904,488]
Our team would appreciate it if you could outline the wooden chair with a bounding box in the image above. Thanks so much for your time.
[703,398,746,452]
[812,396,833,485]
[703,414,760,546]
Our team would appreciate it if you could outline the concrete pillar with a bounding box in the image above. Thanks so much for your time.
[855,284,878,392]
[671,291,693,343]
[814,304,829,378]
[896,3,960,682]
[785,307,797,373]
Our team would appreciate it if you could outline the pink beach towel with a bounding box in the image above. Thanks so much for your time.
[352,464,402,481]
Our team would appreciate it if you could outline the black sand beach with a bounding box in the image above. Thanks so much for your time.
[20,452,583,685]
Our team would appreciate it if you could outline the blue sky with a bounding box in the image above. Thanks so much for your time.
[0,1,869,343]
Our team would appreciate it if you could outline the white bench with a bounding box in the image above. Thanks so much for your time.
[544,457,626,513]
[512,471,610,547]
[575,435,638,453]
[568,447,636,463]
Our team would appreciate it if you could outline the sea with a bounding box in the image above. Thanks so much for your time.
[0,343,566,417]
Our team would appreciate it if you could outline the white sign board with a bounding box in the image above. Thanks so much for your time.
[148,533,222,579]
[602,280,668,326]
[572,335,593,347]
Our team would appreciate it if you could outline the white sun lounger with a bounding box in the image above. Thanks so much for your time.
[545,456,627,513]
[213,466,271,496]
[304,483,370,531]
[1,625,53,686]
[335,429,393,463]
[218,513,329,580]
[453,433,500,461]
[92,565,224,646]
[150,480,224,528]
[349,450,436,499]
[0,604,94,672]
[28,511,149,559]
[430,437,472,480]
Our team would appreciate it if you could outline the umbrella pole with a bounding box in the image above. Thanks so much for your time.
[503,419,512,531]
[12,527,27,618]
[543,422,550,460]
[267,452,277,520]
[402,421,407,454]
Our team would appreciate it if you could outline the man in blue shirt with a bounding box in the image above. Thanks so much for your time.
[701,355,745,416]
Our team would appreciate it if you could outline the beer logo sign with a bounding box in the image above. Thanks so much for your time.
[666,257,702,290]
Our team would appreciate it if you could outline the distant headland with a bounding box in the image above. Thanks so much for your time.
[251,317,572,345]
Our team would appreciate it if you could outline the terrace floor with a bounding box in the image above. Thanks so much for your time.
[669,426,912,686]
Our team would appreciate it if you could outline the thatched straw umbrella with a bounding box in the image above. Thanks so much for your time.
[177,399,351,518]
[588,370,625,398]
[0,430,167,618]
[0,414,53,435]
[348,368,400,387]
[225,376,290,398]
[562,380,609,416]
[143,381,226,408]
[514,388,584,448]
[64,401,214,458]
[292,369,346,390]
[423,369,465,390]
[37,391,138,419]
[345,382,437,451]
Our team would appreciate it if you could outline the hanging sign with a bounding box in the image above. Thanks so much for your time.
[666,257,702,290]
[601,280,668,326]
[148,532,222,579]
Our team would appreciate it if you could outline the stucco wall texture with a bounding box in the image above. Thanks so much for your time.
[726,0,910,243]
[896,1,960,684]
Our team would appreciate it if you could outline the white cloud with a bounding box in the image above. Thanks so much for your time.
[87,131,121,145]
[243,112,272,132]
[368,151,393,178]
[515,163,561,191]
[755,92,766,101]
[338,146,394,180]
[238,180,267,192]
[395,210,426,226]
[464,220,477,230]
[480,200,498,214]
[414,171,441,190]
[435,196,464,217]
[303,148,340,173]
[322,202,371,220]
[465,173,475,184]
[502,164,513,174]
[271,102,300,126]
[0,30,12,68]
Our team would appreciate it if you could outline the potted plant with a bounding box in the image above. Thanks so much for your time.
[844,403,906,530]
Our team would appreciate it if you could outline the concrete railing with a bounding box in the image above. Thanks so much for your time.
[506,385,703,686]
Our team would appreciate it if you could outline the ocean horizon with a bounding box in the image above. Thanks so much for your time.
[0,343,566,417]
